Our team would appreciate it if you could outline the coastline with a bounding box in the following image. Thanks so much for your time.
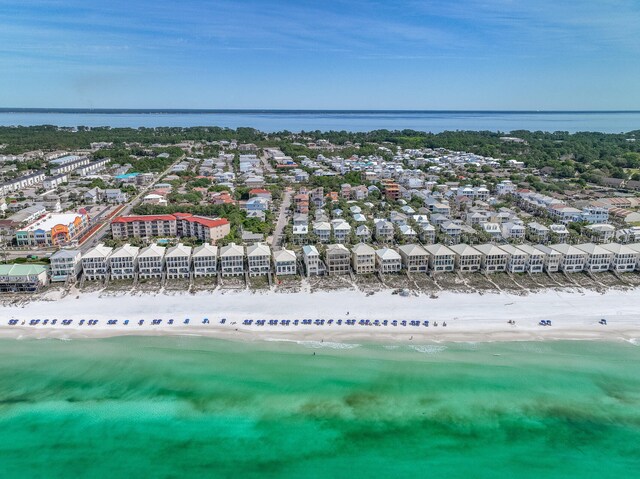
[1,287,639,344]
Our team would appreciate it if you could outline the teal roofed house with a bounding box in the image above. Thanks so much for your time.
[0,264,48,293]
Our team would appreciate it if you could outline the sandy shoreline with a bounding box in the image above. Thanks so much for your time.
[1,287,639,344]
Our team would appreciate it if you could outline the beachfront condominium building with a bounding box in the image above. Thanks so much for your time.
[81,243,113,281]
[111,213,230,243]
[109,244,140,280]
[137,244,166,279]
[219,243,245,277]
[49,249,82,282]
[398,244,429,273]
[474,244,508,273]
[449,244,481,273]
[516,245,545,273]
[351,243,376,274]
[535,245,561,272]
[601,243,638,273]
[303,245,323,276]
[273,248,297,276]
[192,244,218,277]
[0,264,48,293]
[499,245,527,273]
[247,243,271,276]
[549,244,587,273]
[15,209,89,246]
[165,243,192,279]
[575,243,613,273]
[375,247,402,273]
[325,244,351,275]
[424,244,455,273]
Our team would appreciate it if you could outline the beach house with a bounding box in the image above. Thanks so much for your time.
[49,249,82,282]
[375,247,402,273]
[374,219,394,242]
[575,243,613,273]
[424,244,455,272]
[332,220,352,244]
[474,244,508,273]
[526,222,550,243]
[601,243,638,273]
[449,244,481,272]
[535,245,561,272]
[192,244,218,277]
[355,224,371,242]
[549,244,587,273]
[108,244,140,280]
[137,244,166,279]
[585,224,615,243]
[219,243,245,277]
[499,245,527,273]
[165,243,192,279]
[312,221,331,243]
[549,224,569,243]
[627,243,640,270]
[502,222,526,242]
[247,243,271,276]
[325,244,351,275]
[273,248,297,276]
[302,245,323,276]
[516,244,545,273]
[81,243,113,281]
[0,264,48,293]
[351,243,376,274]
[398,244,429,273]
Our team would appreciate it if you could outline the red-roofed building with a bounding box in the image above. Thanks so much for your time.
[111,213,230,243]
[249,188,272,200]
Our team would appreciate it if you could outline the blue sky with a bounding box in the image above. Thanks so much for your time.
[1,0,639,109]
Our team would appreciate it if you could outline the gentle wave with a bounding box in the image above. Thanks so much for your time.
[409,345,448,354]
[264,338,361,349]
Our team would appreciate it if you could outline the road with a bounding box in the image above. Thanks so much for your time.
[80,154,186,251]
[260,151,276,173]
[270,189,292,249]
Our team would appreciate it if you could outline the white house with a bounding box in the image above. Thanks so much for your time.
[312,221,331,243]
[499,244,527,273]
[138,244,166,279]
[351,243,376,274]
[246,243,271,276]
[273,248,297,276]
[303,245,323,276]
[550,244,587,273]
[49,249,82,282]
[516,244,545,273]
[535,245,561,272]
[192,244,218,277]
[575,243,613,273]
[375,247,402,273]
[81,243,113,281]
[219,243,245,277]
[165,243,192,279]
[601,243,638,273]
[325,244,351,275]
[109,244,139,280]
[449,244,481,272]
[423,244,455,272]
[474,244,508,273]
[398,244,429,273]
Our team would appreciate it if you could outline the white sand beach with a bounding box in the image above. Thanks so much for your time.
[1,287,639,344]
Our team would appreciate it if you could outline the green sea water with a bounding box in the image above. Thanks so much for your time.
[0,337,639,478]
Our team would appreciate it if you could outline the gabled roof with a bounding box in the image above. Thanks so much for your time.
[192,243,218,257]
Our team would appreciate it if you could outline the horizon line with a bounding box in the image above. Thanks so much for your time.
[1,108,640,115]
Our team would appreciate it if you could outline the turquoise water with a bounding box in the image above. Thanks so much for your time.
[0,338,639,478]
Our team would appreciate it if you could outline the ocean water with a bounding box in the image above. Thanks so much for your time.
[0,109,639,133]
[0,337,639,478]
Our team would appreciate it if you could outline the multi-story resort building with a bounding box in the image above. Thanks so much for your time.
[137,244,166,279]
[192,244,218,277]
[375,247,402,273]
[109,244,140,280]
[449,244,481,272]
[219,243,245,277]
[111,213,230,243]
[325,244,351,275]
[351,243,376,274]
[81,243,113,281]
[15,210,89,246]
[247,243,271,276]
[273,248,297,276]
[165,243,192,279]
[49,249,82,282]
